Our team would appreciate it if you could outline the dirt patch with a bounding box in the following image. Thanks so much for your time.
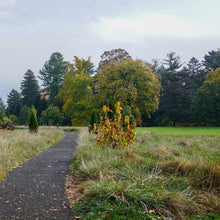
[66,174,87,219]
[66,175,85,205]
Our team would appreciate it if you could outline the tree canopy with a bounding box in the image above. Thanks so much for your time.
[184,57,205,88]
[40,104,64,125]
[6,89,21,117]
[58,56,94,126]
[20,69,40,107]
[39,52,67,105]
[202,49,220,72]
[0,97,6,120]
[162,52,183,73]
[96,59,161,125]
[98,48,132,69]
[157,70,197,126]
[191,68,220,126]
[19,105,29,125]
[4,48,220,127]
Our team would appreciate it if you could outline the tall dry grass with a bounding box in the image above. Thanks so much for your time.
[0,127,64,181]
[68,128,220,219]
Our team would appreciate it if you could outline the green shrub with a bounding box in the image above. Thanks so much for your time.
[90,109,99,128]
[2,117,12,123]
[9,115,19,124]
[28,106,38,133]
[40,104,64,125]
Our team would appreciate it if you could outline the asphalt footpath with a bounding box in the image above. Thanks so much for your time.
[0,132,78,220]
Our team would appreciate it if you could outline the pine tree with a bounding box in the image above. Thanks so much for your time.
[20,70,40,107]
[39,52,67,105]
[202,49,220,72]
[6,89,21,117]
[185,57,206,88]
[0,97,6,120]
[162,52,183,74]
[157,70,197,126]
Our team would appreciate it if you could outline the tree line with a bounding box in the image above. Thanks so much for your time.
[0,48,219,127]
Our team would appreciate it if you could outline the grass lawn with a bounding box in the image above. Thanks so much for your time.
[137,127,220,136]
[0,127,64,181]
[67,127,220,219]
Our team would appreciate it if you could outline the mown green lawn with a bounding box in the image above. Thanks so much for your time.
[137,127,220,136]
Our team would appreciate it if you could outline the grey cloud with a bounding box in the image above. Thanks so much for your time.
[0,0,16,8]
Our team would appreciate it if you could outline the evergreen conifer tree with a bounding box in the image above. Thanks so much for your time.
[20,69,40,107]
[28,106,38,133]
[6,89,21,117]
[39,52,67,106]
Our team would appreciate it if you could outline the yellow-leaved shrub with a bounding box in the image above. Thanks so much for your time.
[95,102,136,148]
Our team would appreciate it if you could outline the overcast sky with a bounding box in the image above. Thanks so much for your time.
[1,0,220,103]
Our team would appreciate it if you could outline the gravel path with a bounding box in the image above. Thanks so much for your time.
[0,132,78,220]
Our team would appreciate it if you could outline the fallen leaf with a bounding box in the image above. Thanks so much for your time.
[106,214,112,219]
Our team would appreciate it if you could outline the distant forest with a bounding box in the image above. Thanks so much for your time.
[0,48,219,127]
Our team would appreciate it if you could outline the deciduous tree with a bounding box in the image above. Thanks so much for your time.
[58,56,94,126]
[96,59,161,125]
[40,104,64,125]
[98,48,132,69]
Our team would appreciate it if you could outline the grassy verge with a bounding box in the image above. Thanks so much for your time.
[0,127,64,181]
[67,128,220,219]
